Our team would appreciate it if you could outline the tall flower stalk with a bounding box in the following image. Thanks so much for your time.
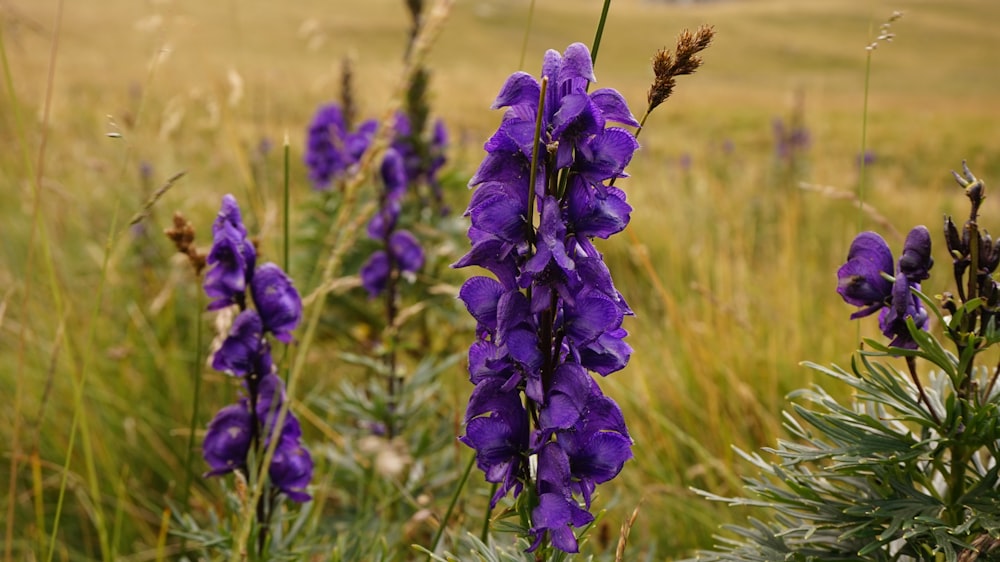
[455,42,638,555]
[200,195,313,554]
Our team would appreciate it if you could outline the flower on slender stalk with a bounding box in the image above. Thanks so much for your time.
[456,42,635,554]
[202,195,312,502]
[836,226,933,348]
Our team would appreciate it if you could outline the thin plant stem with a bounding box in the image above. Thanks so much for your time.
[0,17,39,560]
[480,483,498,543]
[428,451,476,557]
[905,356,941,426]
[526,76,548,250]
[180,288,205,512]
[518,0,537,70]
[858,50,872,233]
[284,134,291,276]
[983,357,1000,404]
[590,0,612,67]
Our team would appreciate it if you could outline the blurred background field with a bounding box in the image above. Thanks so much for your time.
[2,0,1000,559]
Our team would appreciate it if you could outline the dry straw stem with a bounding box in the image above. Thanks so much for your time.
[227,0,455,557]
[128,170,186,227]
[647,25,715,112]
[798,182,901,240]
[614,501,642,562]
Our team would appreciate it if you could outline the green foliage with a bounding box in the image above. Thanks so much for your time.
[692,167,1000,562]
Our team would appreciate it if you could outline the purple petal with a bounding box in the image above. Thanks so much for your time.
[589,88,639,127]
[203,403,251,476]
[212,310,264,376]
[360,251,390,298]
[459,276,504,334]
[269,436,313,502]
[899,225,933,282]
[558,43,596,84]
[836,231,894,308]
[250,263,302,343]
[492,72,541,110]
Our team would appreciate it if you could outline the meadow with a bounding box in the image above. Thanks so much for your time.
[3,0,1000,559]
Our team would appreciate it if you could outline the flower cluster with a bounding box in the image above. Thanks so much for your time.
[304,104,447,196]
[455,43,636,553]
[836,226,933,348]
[202,195,313,502]
[359,147,425,298]
[304,105,448,297]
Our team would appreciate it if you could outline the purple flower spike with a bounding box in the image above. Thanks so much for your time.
[250,263,302,344]
[202,403,252,476]
[899,225,933,282]
[837,231,894,316]
[457,42,638,553]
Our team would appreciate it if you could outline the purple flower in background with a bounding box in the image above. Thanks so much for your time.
[837,226,933,349]
[455,42,635,553]
[304,104,378,189]
[857,149,877,168]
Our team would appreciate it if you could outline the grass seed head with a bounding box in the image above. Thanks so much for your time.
[647,24,715,112]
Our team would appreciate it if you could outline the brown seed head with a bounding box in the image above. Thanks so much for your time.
[647,24,715,112]
[164,212,206,276]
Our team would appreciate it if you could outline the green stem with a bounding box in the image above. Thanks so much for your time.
[480,483,498,543]
[283,135,291,276]
[180,287,204,513]
[428,451,476,557]
[590,0,612,67]
[518,0,537,69]
[526,76,548,250]
[858,51,872,233]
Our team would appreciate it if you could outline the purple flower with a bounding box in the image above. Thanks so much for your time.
[250,263,302,344]
[837,227,934,349]
[457,42,636,554]
[203,403,252,476]
[460,380,529,506]
[389,230,425,273]
[202,374,313,502]
[304,104,377,189]
[836,231,895,317]
[211,310,271,377]
[269,435,314,502]
[360,251,390,298]
[204,195,256,310]
[527,443,594,553]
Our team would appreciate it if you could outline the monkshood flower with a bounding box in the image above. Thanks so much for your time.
[837,226,933,349]
[456,42,635,554]
[360,149,425,298]
[202,195,311,502]
[304,103,377,189]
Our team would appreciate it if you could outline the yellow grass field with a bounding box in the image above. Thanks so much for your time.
[2,0,1000,558]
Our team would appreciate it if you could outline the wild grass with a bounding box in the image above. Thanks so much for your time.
[2,0,1000,559]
